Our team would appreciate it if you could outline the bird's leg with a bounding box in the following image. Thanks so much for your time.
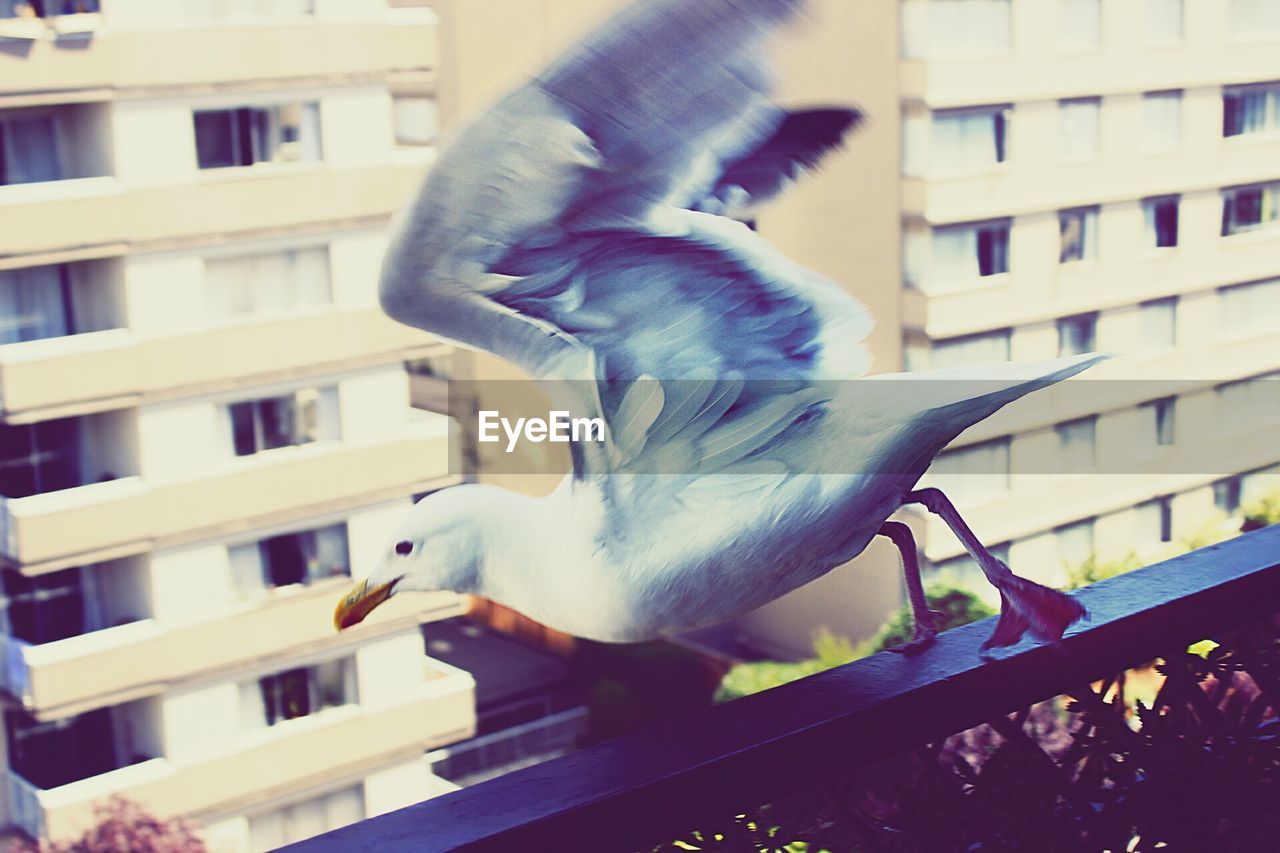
[877,521,941,654]
[906,487,1086,652]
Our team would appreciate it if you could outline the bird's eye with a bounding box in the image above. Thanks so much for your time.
[395,540,413,556]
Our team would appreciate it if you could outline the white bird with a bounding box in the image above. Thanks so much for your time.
[334,0,1101,653]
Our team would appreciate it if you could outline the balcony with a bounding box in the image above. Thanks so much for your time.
[1,15,435,98]
[902,133,1280,226]
[0,583,465,719]
[285,526,1280,852]
[0,156,436,261]
[0,418,458,570]
[7,659,474,842]
[900,3,1280,109]
[0,311,446,422]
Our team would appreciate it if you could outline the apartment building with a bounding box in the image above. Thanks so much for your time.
[891,0,1280,600]
[0,2,478,848]
[437,0,1280,658]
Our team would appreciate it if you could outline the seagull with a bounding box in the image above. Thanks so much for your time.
[334,0,1101,654]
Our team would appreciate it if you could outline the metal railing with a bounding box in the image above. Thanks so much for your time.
[284,525,1280,852]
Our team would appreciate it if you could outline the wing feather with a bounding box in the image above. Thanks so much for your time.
[377,0,873,485]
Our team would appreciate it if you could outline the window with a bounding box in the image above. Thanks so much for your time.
[1142,397,1176,447]
[1057,314,1097,356]
[227,388,339,457]
[929,106,1009,175]
[1059,98,1101,162]
[249,787,363,851]
[205,247,330,320]
[1056,417,1097,473]
[0,266,72,345]
[1219,279,1280,339]
[231,524,349,592]
[1059,208,1098,264]
[1142,91,1182,154]
[5,706,139,791]
[1144,196,1180,248]
[1060,0,1101,51]
[0,418,81,499]
[928,220,1010,289]
[1222,182,1280,236]
[931,330,1012,370]
[0,114,60,186]
[393,96,439,147]
[1223,82,1280,137]
[1,567,85,646]
[901,0,1011,60]
[927,438,1011,507]
[258,659,355,726]
[1229,0,1280,39]
[1214,477,1243,514]
[1145,0,1182,44]
[194,103,321,170]
[1055,519,1095,569]
[1139,297,1177,354]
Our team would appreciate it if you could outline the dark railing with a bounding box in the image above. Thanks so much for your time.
[285,525,1280,852]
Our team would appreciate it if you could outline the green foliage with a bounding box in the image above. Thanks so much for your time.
[665,620,1280,853]
[1065,551,1144,589]
[715,628,857,702]
[859,585,995,655]
[1243,490,1280,530]
[715,586,995,703]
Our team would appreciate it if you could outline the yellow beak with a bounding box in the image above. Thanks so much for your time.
[333,577,399,631]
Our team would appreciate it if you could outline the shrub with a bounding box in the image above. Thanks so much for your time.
[716,586,995,703]
[9,797,205,853]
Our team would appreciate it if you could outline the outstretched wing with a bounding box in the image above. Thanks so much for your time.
[378,0,872,480]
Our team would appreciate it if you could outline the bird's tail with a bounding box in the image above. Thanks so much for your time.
[882,352,1110,432]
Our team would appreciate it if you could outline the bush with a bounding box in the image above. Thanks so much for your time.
[1243,491,1280,532]
[716,586,995,703]
[1066,552,1144,589]
[858,585,995,655]
[9,797,205,853]
[715,628,857,702]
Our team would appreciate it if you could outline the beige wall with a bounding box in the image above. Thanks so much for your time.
[0,313,445,423]
[18,588,463,720]
[3,426,458,571]
[34,675,474,840]
[0,24,437,105]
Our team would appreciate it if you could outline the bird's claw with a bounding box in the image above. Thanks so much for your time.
[888,627,938,655]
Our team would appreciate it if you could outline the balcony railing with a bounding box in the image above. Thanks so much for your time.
[284,525,1280,852]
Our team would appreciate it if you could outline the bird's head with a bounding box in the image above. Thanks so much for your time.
[333,486,491,631]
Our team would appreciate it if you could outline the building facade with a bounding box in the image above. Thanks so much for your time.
[0,2,475,848]
[893,0,1280,598]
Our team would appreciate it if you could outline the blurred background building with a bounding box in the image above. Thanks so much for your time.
[0,1,529,849]
[2,0,1280,848]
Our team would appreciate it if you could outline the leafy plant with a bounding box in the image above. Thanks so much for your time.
[665,617,1280,853]
[9,797,206,853]
[858,585,995,655]
[716,586,994,703]
[1065,552,1144,589]
[1242,490,1280,531]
